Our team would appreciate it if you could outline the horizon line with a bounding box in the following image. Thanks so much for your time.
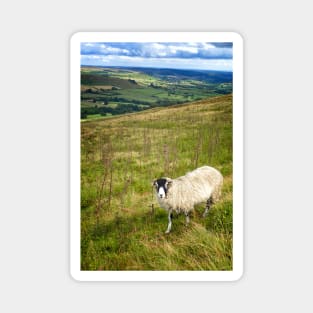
[81,64,233,72]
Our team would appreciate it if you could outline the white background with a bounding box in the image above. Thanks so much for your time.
[0,1,312,312]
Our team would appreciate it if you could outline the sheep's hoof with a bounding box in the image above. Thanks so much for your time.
[165,230,171,234]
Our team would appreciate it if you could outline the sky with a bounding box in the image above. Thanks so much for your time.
[81,42,233,71]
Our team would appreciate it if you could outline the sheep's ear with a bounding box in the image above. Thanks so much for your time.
[152,179,157,187]
[166,179,173,187]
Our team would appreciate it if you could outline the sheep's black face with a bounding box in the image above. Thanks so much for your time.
[153,178,171,199]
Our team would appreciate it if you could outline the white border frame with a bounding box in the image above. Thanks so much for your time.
[70,32,243,281]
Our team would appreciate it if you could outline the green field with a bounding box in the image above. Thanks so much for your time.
[81,66,232,119]
[81,94,233,270]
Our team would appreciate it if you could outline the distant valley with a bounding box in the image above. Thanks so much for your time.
[81,66,232,119]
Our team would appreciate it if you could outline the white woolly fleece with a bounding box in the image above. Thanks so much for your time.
[155,166,223,214]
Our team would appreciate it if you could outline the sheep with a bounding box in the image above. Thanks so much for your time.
[153,166,223,233]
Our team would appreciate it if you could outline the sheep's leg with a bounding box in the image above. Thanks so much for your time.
[165,210,173,234]
[185,212,190,226]
[203,198,212,217]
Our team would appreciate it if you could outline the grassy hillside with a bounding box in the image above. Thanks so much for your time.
[81,94,233,270]
[81,74,140,89]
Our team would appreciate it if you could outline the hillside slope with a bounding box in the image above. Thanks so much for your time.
[81,94,233,270]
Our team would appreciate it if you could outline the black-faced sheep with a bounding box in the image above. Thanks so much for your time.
[153,166,223,233]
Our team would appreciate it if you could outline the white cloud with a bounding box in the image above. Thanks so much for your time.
[169,45,198,54]
[143,43,167,57]
[201,43,216,50]
[81,54,232,71]
[81,42,233,70]
[99,44,130,55]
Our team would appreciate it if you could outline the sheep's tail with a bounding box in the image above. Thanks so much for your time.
[211,173,223,203]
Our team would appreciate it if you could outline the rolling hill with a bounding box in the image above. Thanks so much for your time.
[80,66,233,119]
